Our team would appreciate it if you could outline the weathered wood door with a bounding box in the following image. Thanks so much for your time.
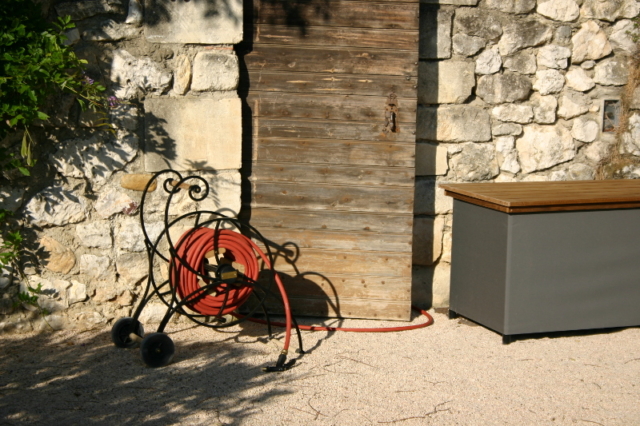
[241,0,419,320]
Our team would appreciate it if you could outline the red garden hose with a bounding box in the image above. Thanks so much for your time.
[171,227,434,356]
[172,227,294,352]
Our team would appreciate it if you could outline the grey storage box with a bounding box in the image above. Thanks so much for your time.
[441,180,640,343]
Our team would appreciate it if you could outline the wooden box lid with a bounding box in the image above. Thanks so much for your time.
[440,180,640,213]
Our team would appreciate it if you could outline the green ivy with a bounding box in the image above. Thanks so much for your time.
[0,0,110,285]
[1,0,109,170]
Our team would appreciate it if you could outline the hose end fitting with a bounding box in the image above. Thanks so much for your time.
[262,353,296,373]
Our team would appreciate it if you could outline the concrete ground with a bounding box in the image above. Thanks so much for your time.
[0,310,638,426]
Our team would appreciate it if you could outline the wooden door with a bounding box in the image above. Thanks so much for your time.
[241,0,419,320]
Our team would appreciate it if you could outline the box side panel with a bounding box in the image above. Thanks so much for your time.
[450,200,508,333]
[506,208,640,334]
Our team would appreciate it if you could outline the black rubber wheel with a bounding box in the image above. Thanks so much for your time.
[140,333,175,368]
[111,317,144,348]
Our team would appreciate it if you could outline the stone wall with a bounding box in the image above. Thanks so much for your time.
[413,0,640,308]
[0,0,243,332]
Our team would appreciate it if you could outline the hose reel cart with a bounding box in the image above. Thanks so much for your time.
[110,170,302,371]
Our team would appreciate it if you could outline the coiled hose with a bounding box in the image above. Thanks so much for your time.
[171,227,434,359]
[172,227,294,353]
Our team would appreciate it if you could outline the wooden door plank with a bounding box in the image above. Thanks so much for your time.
[249,209,414,235]
[253,137,416,167]
[247,71,418,97]
[255,24,419,50]
[250,296,411,320]
[251,181,414,213]
[249,93,417,123]
[251,163,414,187]
[266,248,412,277]
[254,118,416,142]
[244,45,418,76]
[267,273,412,301]
[256,1,419,30]
[254,228,412,253]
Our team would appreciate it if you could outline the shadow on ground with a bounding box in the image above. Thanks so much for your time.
[0,322,296,426]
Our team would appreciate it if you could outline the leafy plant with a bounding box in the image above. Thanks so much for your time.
[1,0,109,173]
[1,1,111,307]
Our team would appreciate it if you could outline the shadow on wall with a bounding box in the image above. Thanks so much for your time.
[17,110,179,273]
[236,0,331,224]
[412,2,440,309]
[0,327,295,425]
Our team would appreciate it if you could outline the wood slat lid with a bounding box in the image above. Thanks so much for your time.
[440,180,640,213]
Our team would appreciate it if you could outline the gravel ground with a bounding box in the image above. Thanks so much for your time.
[0,310,639,426]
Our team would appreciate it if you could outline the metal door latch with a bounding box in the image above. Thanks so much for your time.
[384,92,399,133]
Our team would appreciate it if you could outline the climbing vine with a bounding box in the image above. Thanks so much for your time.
[0,0,109,283]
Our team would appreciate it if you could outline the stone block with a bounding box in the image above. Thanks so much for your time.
[581,0,639,22]
[0,187,24,213]
[419,5,453,59]
[79,255,113,280]
[417,106,491,142]
[144,0,243,44]
[503,52,537,75]
[51,134,138,189]
[418,61,475,104]
[144,97,242,172]
[593,59,629,86]
[38,236,76,274]
[610,20,637,53]
[565,68,595,92]
[116,252,149,286]
[476,74,532,104]
[110,49,172,100]
[571,117,599,142]
[76,221,112,249]
[415,143,448,176]
[197,171,242,216]
[492,123,523,136]
[412,262,451,308]
[449,143,499,181]
[492,105,534,124]
[516,124,575,173]
[412,215,445,265]
[454,8,503,41]
[421,0,477,4]
[173,54,192,95]
[537,44,571,69]
[414,178,453,215]
[486,0,536,14]
[83,19,141,41]
[533,69,564,95]
[95,188,137,219]
[571,21,612,64]
[120,174,158,192]
[558,91,591,119]
[68,281,88,305]
[24,187,87,227]
[531,93,558,124]
[537,0,580,21]
[452,34,486,57]
[498,19,553,56]
[476,47,502,75]
[191,51,239,92]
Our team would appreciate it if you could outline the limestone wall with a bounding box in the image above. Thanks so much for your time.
[413,0,640,308]
[0,0,243,332]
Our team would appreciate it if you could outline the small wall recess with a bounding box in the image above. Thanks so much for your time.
[603,99,621,133]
